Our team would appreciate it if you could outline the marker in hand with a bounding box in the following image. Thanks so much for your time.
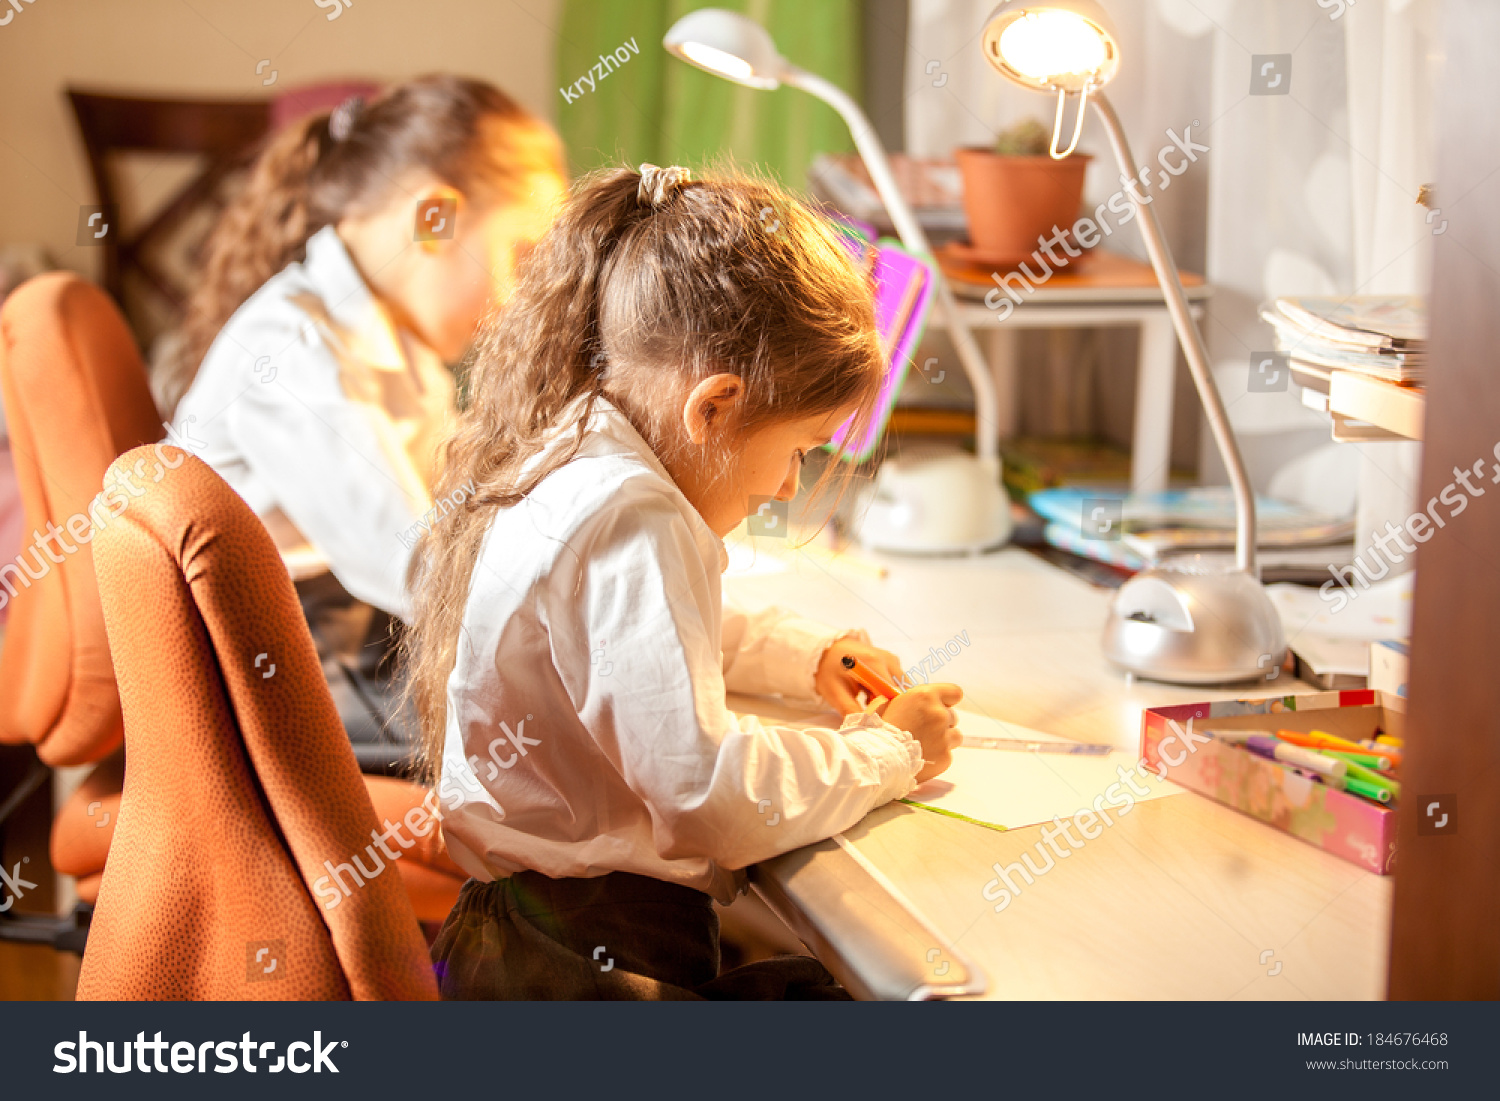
[841,654,902,701]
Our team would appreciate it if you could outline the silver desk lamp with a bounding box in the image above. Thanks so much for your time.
[978,0,1285,683]
[664,8,1012,555]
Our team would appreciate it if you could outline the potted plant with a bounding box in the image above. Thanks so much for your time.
[954,118,1091,266]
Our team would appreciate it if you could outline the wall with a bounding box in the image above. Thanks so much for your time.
[0,0,561,279]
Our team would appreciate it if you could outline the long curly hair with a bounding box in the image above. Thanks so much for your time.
[401,165,885,789]
[158,74,563,415]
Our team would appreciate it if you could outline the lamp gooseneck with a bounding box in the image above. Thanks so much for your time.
[1090,92,1258,576]
[780,64,1002,470]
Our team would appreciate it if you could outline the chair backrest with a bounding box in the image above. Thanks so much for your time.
[0,273,162,766]
[65,82,379,341]
[66,90,271,333]
[79,446,437,1000]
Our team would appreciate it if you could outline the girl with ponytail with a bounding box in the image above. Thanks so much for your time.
[167,75,564,767]
[409,165,963,999]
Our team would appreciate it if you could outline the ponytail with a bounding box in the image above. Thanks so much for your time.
[159,112,331,414]
[158,74,564,416]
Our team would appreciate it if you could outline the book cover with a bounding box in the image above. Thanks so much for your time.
[1271,295,1427,350]
[828,238,935,463]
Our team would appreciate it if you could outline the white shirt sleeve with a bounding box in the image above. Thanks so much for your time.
[562,492,923,871]
[224,345,430,619]
[721,598,867,704]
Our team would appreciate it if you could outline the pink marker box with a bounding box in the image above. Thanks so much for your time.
[1140,689,1402,875]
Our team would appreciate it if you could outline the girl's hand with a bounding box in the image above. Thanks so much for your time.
[872,684,964,783]
[816,638,905,714]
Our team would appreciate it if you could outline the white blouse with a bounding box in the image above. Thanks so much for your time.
[438,400,923,903]
[172,226,454,618]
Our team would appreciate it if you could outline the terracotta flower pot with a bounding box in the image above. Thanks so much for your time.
[955,148,1092,264]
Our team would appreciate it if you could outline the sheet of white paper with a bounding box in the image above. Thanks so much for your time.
[1268,571,1413,640]
[904,710,1177,830]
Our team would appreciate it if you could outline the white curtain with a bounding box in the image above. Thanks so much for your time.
[905,0,1439,553]
[1342,0,1438,571]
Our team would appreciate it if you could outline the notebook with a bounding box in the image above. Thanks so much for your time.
[901,710,1176,831]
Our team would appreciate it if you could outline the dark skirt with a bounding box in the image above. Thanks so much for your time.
[430,871,851,1001]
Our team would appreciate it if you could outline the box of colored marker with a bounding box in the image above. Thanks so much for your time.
[1140,690,1402,875]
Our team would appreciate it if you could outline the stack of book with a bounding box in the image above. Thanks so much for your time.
[1259,295,1427,390]
[808,153,968,242]
[1028,486,1356,583]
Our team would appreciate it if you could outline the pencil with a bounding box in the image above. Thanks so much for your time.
[961,734,1113,755]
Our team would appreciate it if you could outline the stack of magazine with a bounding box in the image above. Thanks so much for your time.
[1028,486,1355,583]
[1259,295,1426,389]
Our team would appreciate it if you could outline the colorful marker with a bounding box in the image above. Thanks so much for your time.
[1245,735,1347,780]
[1344,776,1393,804]
[1203,728,1257,744]
[1322,748,1395,772]
[1276,728,1395,764]
[1339,759,1401,799]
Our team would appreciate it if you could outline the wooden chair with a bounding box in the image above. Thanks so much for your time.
[65,83,382,341]
[66,90,271,337]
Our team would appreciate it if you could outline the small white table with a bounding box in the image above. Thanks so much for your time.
[929,249,1212,495]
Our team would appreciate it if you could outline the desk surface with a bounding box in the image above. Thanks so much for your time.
[726,542,1391,1000]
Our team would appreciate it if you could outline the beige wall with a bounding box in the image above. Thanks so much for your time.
[0,0,561,278]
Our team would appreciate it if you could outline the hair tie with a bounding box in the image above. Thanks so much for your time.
[637,163,691,209]
[328,95,365,143]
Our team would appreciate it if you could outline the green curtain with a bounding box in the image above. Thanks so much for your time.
[554,0,864,191]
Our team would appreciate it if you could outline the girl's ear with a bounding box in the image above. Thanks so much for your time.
[682,373,745,445]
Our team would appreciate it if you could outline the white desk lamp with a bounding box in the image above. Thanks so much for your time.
[664,8,1012,554]
[980,0,1285,683]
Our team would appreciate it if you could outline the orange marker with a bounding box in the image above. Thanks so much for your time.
[1277,729,1402,768]
[841,654,902,700]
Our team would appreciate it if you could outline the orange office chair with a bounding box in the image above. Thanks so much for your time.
[0,274,462,953]
[80,446,443,999]
[0,272,161,946]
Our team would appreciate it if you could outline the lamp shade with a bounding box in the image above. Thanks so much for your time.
[663,8,787,90]
[981,0,1121,92]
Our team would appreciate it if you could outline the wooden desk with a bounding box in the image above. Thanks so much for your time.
[729,543,1392,1000]
[931,249,1212,496]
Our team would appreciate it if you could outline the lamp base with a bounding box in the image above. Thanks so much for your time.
[853,451,1012,554]
[1102,563,1287,685]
